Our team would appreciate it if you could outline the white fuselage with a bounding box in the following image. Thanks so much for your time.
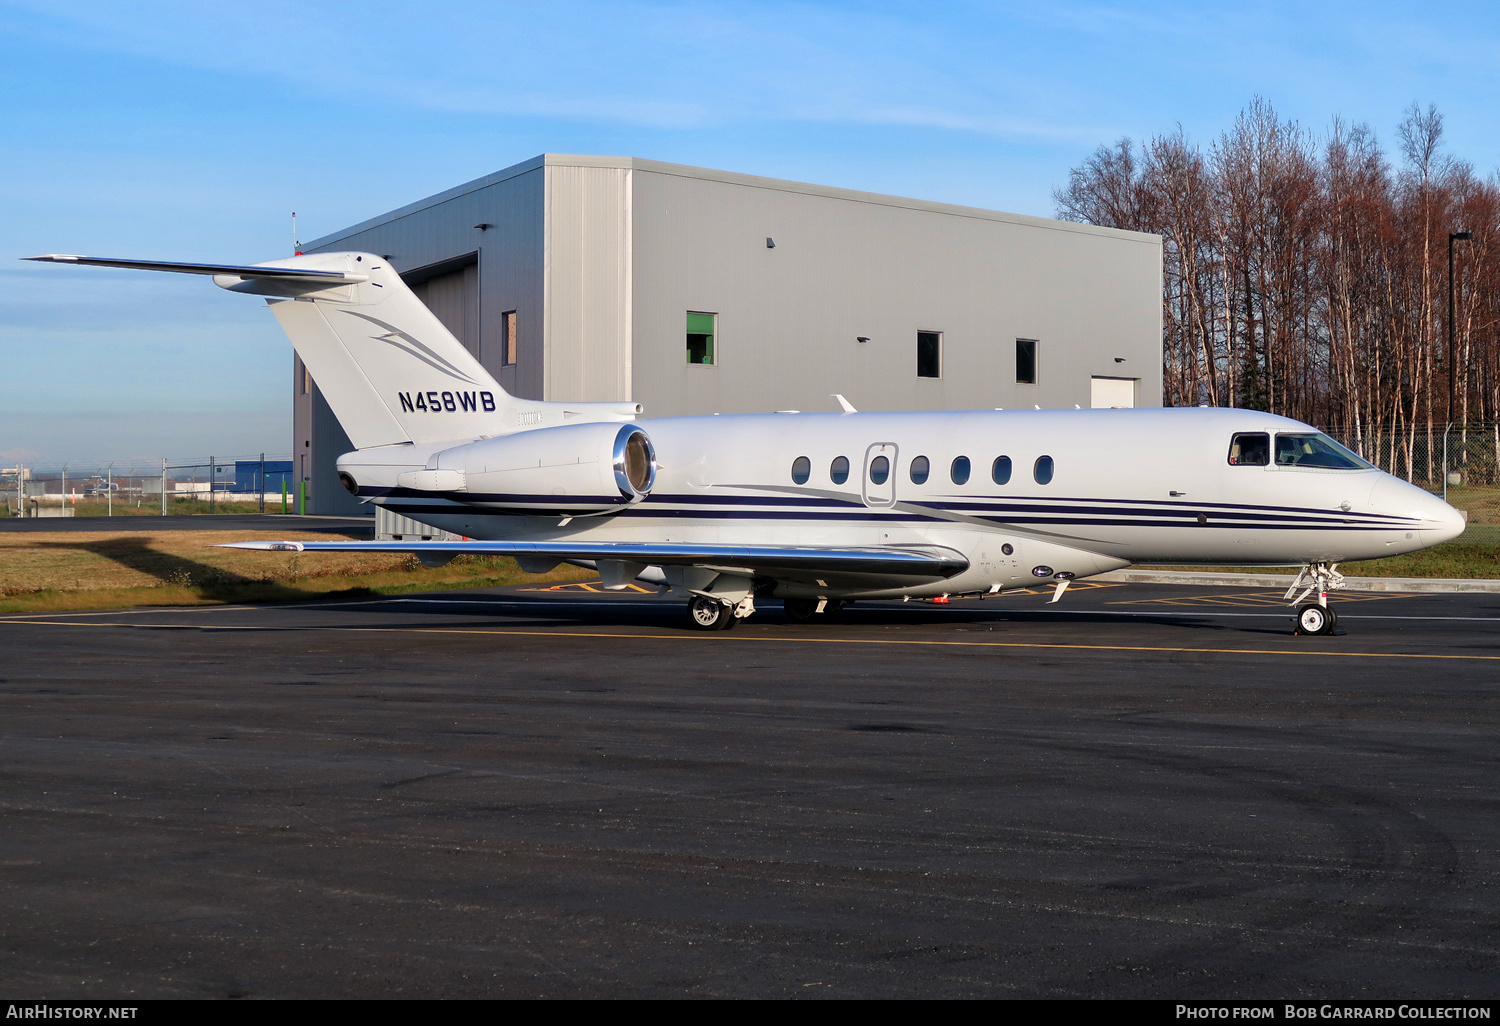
[345,407,1465,600]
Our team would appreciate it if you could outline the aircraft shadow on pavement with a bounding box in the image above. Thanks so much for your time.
[343,590,1295,636]
[38,536,324,604]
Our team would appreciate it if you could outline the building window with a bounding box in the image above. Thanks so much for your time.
[502,310,518,366]
[300,365,311,395]
[687,312,716,365]
[1016,339,1038,384]
[917,331,942,378]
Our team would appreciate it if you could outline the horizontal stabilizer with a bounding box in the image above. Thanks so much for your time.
[222,539,968,581]
[24,254,364,281]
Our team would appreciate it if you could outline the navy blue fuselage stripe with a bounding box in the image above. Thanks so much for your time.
[644,490,1414,523]
[374,501,1409,532]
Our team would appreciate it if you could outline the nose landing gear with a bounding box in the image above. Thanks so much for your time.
[1286,562,1345,636]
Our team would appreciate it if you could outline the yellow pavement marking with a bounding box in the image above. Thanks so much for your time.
[520,581,654,594]
[5,617,1499,661]
[1000,581,1121,596]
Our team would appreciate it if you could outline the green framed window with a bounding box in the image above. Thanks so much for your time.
[687,312,716,365]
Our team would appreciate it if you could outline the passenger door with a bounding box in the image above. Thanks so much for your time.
[863,442,898,508]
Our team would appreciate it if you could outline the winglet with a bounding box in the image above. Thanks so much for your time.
[831,394,858,413]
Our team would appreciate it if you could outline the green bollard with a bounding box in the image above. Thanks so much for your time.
[281,480,287,514]
[299,480,306,516]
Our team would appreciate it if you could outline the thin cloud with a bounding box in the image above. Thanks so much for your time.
[2,0,1116,140]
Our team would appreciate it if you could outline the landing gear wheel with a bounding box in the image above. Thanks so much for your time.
[1295,603,1337,636]
[688,595,730,631]
[783,598,818,623]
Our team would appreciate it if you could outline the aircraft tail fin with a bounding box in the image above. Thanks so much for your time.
[24,252,640,450]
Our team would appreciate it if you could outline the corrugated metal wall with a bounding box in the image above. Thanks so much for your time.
[544,164,632,402]
[409,262,480,358]
[629,165,1163,416]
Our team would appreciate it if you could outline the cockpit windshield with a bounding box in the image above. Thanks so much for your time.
[1274,433,1374,471]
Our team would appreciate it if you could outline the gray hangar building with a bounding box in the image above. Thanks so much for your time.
[297,153,1163,514]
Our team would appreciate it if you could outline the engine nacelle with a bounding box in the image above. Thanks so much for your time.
[421,422,656,515]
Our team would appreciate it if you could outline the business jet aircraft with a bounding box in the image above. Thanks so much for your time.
[27,251,1466,635]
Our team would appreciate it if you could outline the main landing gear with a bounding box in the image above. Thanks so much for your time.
[1286,562,1345,636]
[686,594,755,631]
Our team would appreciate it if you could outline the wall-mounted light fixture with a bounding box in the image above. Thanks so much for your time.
[766,237,775,248]
[1114,357,1127,363]
[474,223,491,231]
[856,336,871,344]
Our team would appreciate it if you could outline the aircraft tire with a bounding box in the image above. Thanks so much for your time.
[1295,603,1336,635]
[783,598,818,622]
[687,595,729,630]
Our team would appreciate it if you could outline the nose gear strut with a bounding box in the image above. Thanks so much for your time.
[1285,562,1344,635]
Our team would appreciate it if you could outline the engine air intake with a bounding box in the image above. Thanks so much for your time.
[614,425,657,499]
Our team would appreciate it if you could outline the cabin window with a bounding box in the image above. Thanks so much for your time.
[1016,339,1038,384]
[909,455,930,484]
[916,331,942,378]
[951,456,971,485]
[791,456,811,484]
[1227,432,1270,466]
[830,456,850,484]
[1275,433,1373,470]
[870,455,890,485]
[1034,455,1054,485]
[992,456,1012,485]
[501,310,518,365]
[687,312,716,365]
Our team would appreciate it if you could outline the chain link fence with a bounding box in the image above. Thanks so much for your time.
[1328,425,1500,490]
[2,454,299,518]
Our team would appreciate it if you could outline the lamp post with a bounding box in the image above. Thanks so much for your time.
[1446,231,1474,502]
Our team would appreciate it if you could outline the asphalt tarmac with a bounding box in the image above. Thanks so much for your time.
[2,581,1498,999]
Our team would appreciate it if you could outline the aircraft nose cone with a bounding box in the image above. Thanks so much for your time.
[1424,495,1467,545]
[1369,476,1467,546]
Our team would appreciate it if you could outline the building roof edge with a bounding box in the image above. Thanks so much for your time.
[307,152,1161,249]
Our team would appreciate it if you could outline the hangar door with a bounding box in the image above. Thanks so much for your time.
[407,256,480,359]
[1090,376,1137,408]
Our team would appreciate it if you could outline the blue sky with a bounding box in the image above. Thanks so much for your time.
[3,0,1498,464]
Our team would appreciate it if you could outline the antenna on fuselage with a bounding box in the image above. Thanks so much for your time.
[292,211,301,256]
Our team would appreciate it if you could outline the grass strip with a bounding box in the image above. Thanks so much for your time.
[0,529,591,614]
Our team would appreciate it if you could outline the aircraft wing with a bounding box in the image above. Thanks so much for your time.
[23,254,361,281]
[222,539,968,583]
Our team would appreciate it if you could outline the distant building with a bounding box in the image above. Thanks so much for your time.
[299,154,1162,513]
[233,459,293,495]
